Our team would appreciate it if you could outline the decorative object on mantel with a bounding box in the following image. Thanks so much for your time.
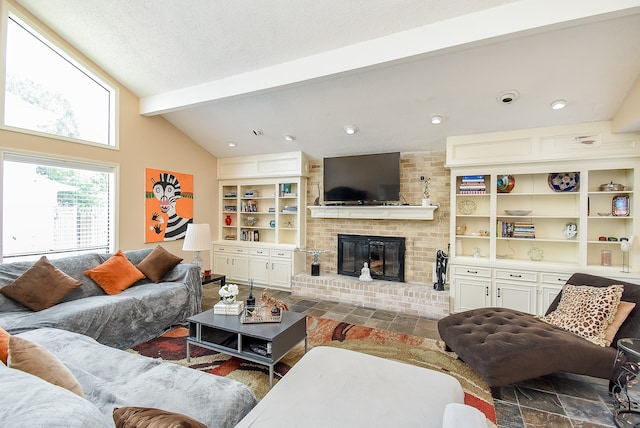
[359,262,373,282]
[314,183,321,206]
[296,248,330,276]
[422,177,431,206]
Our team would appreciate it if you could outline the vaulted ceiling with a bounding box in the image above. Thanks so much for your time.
[14,0,640,159]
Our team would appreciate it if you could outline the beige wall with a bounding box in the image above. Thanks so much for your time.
[1,1,219,269]
[304,151,451,284]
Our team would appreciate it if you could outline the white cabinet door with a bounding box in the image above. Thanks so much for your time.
[495,281,537,313]
[213,253,232,278]
[230,254,249,282]
[453,277,491,312]
[249,248,270,286]
[270,249,292,289]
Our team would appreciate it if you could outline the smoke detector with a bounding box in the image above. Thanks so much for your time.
[497,90,520,104]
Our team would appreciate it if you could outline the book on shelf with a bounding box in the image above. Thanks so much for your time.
[459,175,486,194]
[213,301,244,315]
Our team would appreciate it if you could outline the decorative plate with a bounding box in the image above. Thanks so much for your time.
[496,175,515,193]
[548,172,580,192]
[528,247,544,262]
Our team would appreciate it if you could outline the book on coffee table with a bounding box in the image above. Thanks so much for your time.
[213,301,244,315]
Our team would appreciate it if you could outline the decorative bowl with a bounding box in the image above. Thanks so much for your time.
[548,172,580,192]
[599,182,625,191]
[496,175,515,193]
[597,212,612,216]
[505,210,531,216]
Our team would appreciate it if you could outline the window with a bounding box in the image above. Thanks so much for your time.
[2,11,117,147]
[2,153,116,262]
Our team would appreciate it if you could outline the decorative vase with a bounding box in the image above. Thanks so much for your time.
[222,295,236,304]
[225,215,232,226]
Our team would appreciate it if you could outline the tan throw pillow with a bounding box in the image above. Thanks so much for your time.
[85,250,145,295]
[0,256,82,311]
[136,245,183,283]
[540,284,623,347]
[8,336,84,397]
[113,406,207,428]
[605,301,636,346]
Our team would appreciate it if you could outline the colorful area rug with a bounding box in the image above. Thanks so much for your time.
[130,316,497,425]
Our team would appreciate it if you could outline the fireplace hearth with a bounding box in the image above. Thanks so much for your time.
[337,234,405,282]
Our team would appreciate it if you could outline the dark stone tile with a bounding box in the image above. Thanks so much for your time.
[329,304,354,314]
[558,394,615,426]
[362,318,391,330]
[294,299,319,308]
[343,314,370,326]
[496,385,518,405]
[495,400,524,428]
[520,406,572,428]
[570,418,616,428]
[551,376,602,401]
[516,376,556,394]
[412,326,440,340]
[303,308,326,318]
[516,386,564,414]
[370,310,396,321]
[416,318,438,329]
[351,307,375,317]
[312,301,339,310]
[387,322,415,335]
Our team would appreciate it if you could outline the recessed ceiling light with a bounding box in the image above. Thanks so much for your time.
[227,141,236,147]
[283,134,296,142]
[344,124,359,135]
[551,99,567,110]
[430,115,443,125]
[497,89,520,104]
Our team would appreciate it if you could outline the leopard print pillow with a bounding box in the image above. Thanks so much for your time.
[540,284,623,347]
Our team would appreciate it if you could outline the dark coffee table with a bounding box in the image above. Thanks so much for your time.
[187,309,307,387]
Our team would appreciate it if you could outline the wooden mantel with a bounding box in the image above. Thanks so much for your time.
[308,204,438,220]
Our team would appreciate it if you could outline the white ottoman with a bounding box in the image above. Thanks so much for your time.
[236,346,486,428]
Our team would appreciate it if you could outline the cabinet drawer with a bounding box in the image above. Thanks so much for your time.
[250,248,269,257]
[495,269,537,283]
[270,250,292,259]
[214,246,248,255]
[540,273,571,285]
[452,266,491,278]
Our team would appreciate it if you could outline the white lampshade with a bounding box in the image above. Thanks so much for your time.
[182,224,212,271]
[182,224,212,251]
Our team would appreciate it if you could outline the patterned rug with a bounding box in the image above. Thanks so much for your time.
[129,316,497,425]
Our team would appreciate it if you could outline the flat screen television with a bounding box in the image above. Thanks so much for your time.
[323,152,401,204]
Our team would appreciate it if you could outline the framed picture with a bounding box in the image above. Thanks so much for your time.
[613,195,630,217]
[145,168,194,242]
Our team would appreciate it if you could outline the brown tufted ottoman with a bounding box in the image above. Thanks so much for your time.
[438,273,640,399]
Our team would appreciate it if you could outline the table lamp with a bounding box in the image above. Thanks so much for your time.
[182,223,212,272]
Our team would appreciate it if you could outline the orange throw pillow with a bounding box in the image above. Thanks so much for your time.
[0,326,9,365]
[605,301,636,346]
[85,250,145,295]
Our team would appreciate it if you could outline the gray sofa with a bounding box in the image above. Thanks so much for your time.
[0,248,202,349]
[2,328,257,427]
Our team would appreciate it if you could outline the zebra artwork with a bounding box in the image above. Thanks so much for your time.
[151,172,193,240]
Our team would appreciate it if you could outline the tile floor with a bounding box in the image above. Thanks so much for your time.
[203,283,618,428]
